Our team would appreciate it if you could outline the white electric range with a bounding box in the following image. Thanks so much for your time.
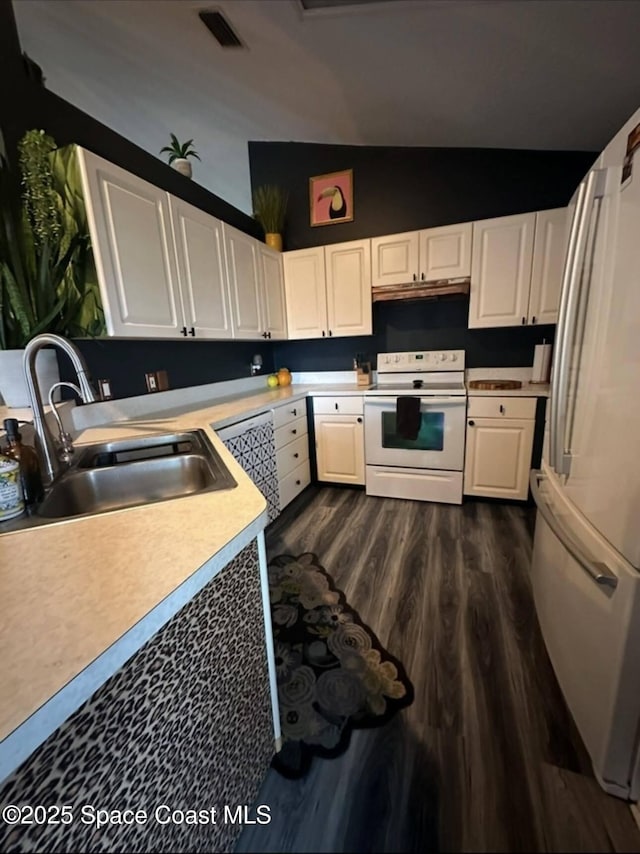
[364,350,467,504]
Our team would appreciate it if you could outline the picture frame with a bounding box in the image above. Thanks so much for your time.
[309,169,353,227]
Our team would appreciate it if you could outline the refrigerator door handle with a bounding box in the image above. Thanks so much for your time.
[530,470,618,589]
[550,178,588,472]
[551,169,608,476]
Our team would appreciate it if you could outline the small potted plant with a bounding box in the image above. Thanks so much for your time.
[159,134,200,178]
[252,184,288,251]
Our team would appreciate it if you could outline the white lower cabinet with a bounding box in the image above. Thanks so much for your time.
[313,396,365,485]
[273,401,310,510]
[464,396,536,500]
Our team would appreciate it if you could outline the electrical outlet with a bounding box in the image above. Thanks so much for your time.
[145,371,169,393]
[97,379,113,400]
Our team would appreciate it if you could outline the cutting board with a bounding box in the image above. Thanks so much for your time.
[468,379,523,390]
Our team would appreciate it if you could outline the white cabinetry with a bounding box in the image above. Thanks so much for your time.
[170,197,233,339]
[313,396,365,485]
[78,147,286,341]
[527,207,567,325]
[273,401,310,509]
[283,240,372,339]
[469,208,566,328]
[371,222,472,286]
[79,148,183,338]
[464,396,536,500]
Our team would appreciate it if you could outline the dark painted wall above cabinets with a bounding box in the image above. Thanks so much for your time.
[273,298,555,373]
[248,141,597,250]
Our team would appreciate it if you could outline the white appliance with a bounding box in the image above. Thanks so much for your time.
[364,350,466,504]
[531,106,640,800]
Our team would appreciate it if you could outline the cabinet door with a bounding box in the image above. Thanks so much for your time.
[468,213,536,328]
[528,207,567,325]
[464,417,535,500]
[282,247,328,339]
[223,225,263,339]
[419,222,472,282]
[315,414,365,485]
[371,231,419,287]
[78,148,183,337]
[259,245,288,339]
[325,239,372,337]
[169,198,232,339]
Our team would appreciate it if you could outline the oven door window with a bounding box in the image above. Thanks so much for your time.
[381,410,445,451]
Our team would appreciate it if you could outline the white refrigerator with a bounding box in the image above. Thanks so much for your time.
[531,105,640,800]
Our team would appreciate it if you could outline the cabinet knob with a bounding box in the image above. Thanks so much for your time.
[357,417,363,423]
[188,327,196,336]
[335,403,339,411]
[499,404,505,414]
[468,420,475,426]
[412,273,417,282]
[296,479,301,486]
[521,317,526,325]
[291,408,297,416]
[329,330,333,337]
[421,272,425,281]
[292,428,297,434]
[294,452,299,458]
[322,330,326,337]
[180,326,187,337]
[531,316,537,325]
[262,331,268,339]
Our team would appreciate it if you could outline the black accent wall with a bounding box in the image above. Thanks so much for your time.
[248,141,597,250]
[273,299,555,373]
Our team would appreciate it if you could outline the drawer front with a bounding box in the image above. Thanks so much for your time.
[275,416,308,450]
[279,459,311,510]
[467,396,536,420]
[276,434,310,479]
[273,400,306,429]
[313,395,364,416]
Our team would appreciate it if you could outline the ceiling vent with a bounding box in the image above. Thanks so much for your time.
[299,0,394,11]
[199,9,244,48]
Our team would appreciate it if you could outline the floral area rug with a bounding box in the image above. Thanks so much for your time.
[268,552,414,778]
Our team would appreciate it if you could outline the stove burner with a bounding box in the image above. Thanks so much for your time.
[412,379,423,389]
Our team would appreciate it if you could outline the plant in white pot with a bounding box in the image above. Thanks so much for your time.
[0,130,98,408]
[159,134,200,178]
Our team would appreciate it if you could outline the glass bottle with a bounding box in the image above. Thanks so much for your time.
[2,418,43,507]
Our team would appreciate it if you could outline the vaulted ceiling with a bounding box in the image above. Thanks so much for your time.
[13,0,640,212]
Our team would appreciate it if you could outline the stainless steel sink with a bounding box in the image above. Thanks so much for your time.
[37,430,236,520]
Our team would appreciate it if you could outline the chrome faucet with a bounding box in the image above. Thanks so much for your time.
[23,334,98,487]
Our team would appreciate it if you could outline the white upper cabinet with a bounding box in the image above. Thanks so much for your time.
[79,149,183,337]
[469,212,536,328]
[223,224,263,339]
[283,247,329,339]
[169,197,232,339]
[371,231,419,287]
[283,240,371,339]
[419,222,472,282]
[259,245,288,340]
[371,223,472,287]
[325,239,372,337]
[469,209,566,329]
[528,207,567,326]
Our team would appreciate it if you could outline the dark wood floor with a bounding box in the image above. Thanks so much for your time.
[236,487,640,854]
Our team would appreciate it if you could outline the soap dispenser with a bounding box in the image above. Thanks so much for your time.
[2,418,43,507]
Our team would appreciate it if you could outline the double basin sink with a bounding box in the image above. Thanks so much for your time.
[37,429,237,520]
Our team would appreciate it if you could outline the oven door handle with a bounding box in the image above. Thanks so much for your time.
[364,397,463,406]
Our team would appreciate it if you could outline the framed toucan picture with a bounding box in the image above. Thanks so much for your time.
[309,169,353,226]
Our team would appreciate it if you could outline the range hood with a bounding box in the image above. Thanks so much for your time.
[372,277,470,303]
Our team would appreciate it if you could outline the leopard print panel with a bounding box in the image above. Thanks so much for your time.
[0,540,274,853]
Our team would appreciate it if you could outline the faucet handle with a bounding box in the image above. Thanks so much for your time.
[56,431,76,464]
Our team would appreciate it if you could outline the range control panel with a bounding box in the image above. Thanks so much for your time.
[377,350,465,372]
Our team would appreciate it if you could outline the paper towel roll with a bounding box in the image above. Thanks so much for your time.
[532,344,552,383]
